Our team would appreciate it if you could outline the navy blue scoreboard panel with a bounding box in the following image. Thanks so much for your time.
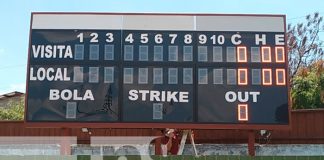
[26,13,289,129]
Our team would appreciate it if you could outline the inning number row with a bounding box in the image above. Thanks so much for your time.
[77,32,237,45]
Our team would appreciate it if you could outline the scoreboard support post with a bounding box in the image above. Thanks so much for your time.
[60,128,72,155]
[154,130,162,155]
[248,130,256,156]
[188,130,198,156]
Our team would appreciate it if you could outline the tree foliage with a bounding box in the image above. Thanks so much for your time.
[291,60,324,109]
[0,97,24,120]
[288,12,324,109]
[287,12,324,85]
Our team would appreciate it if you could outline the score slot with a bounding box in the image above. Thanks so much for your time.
[275,47,285,63]
[237,46,247,62]
[262,69,272,85]
[261,46,271,63]
[238,68,248,85]
[276,69,286,85]
[238,104,248,121]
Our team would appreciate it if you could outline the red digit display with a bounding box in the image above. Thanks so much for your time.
[262,69,272,85]
[238,104,248,121]
[261,46,271,63]
[238,68,248,85]
[276,69,286,85]
[275,47,285,63]
[237,46,247,62]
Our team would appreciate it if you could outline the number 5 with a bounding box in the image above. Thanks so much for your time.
[141,33,148,43]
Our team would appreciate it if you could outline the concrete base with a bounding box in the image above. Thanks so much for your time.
[73,144,324,156]
[0,144,323,156]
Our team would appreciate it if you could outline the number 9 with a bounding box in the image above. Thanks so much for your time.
[199,34,207,44]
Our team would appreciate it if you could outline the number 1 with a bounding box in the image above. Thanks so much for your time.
[77,33,83,43]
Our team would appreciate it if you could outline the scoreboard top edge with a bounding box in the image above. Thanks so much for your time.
[31,12,286,17]
[30,12,286,32]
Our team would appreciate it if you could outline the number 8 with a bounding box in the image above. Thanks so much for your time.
[184,34,192,44]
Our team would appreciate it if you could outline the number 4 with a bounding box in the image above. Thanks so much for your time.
[125,33,134,43]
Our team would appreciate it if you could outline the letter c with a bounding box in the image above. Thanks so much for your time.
[231,34,242,45]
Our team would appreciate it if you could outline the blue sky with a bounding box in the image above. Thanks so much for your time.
[0,0,323,94]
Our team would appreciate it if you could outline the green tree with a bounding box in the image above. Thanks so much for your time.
[288,12,324,109]
[0,97,24,120]
[291,61,324,109]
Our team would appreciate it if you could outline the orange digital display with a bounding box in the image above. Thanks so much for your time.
[238,104,248,121]
[261,46,271,63]
[237,46,247,62]
[262,69,272,85]
[276,69,286,85]
[238,68,248,85]
[275,47,285,63]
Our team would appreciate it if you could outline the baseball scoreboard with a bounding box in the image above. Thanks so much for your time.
[25,13,290,129]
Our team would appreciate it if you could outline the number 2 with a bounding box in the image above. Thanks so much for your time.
[90,33,98,43]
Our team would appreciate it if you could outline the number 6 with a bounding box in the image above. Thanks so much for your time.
[155,34,163,44]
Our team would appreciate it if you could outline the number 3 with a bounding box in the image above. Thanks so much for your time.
[106,33,114,42]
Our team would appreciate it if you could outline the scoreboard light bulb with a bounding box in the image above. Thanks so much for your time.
[81,128,89,133]
[238,68,248,85]
[275,47,285,63]
[237,46,247,62]
[262,69,272,85]
[261,46,271,63]
[238,104,248,121]
[276,69,286,85]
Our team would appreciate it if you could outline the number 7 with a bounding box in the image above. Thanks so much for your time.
[169,34,177,44]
